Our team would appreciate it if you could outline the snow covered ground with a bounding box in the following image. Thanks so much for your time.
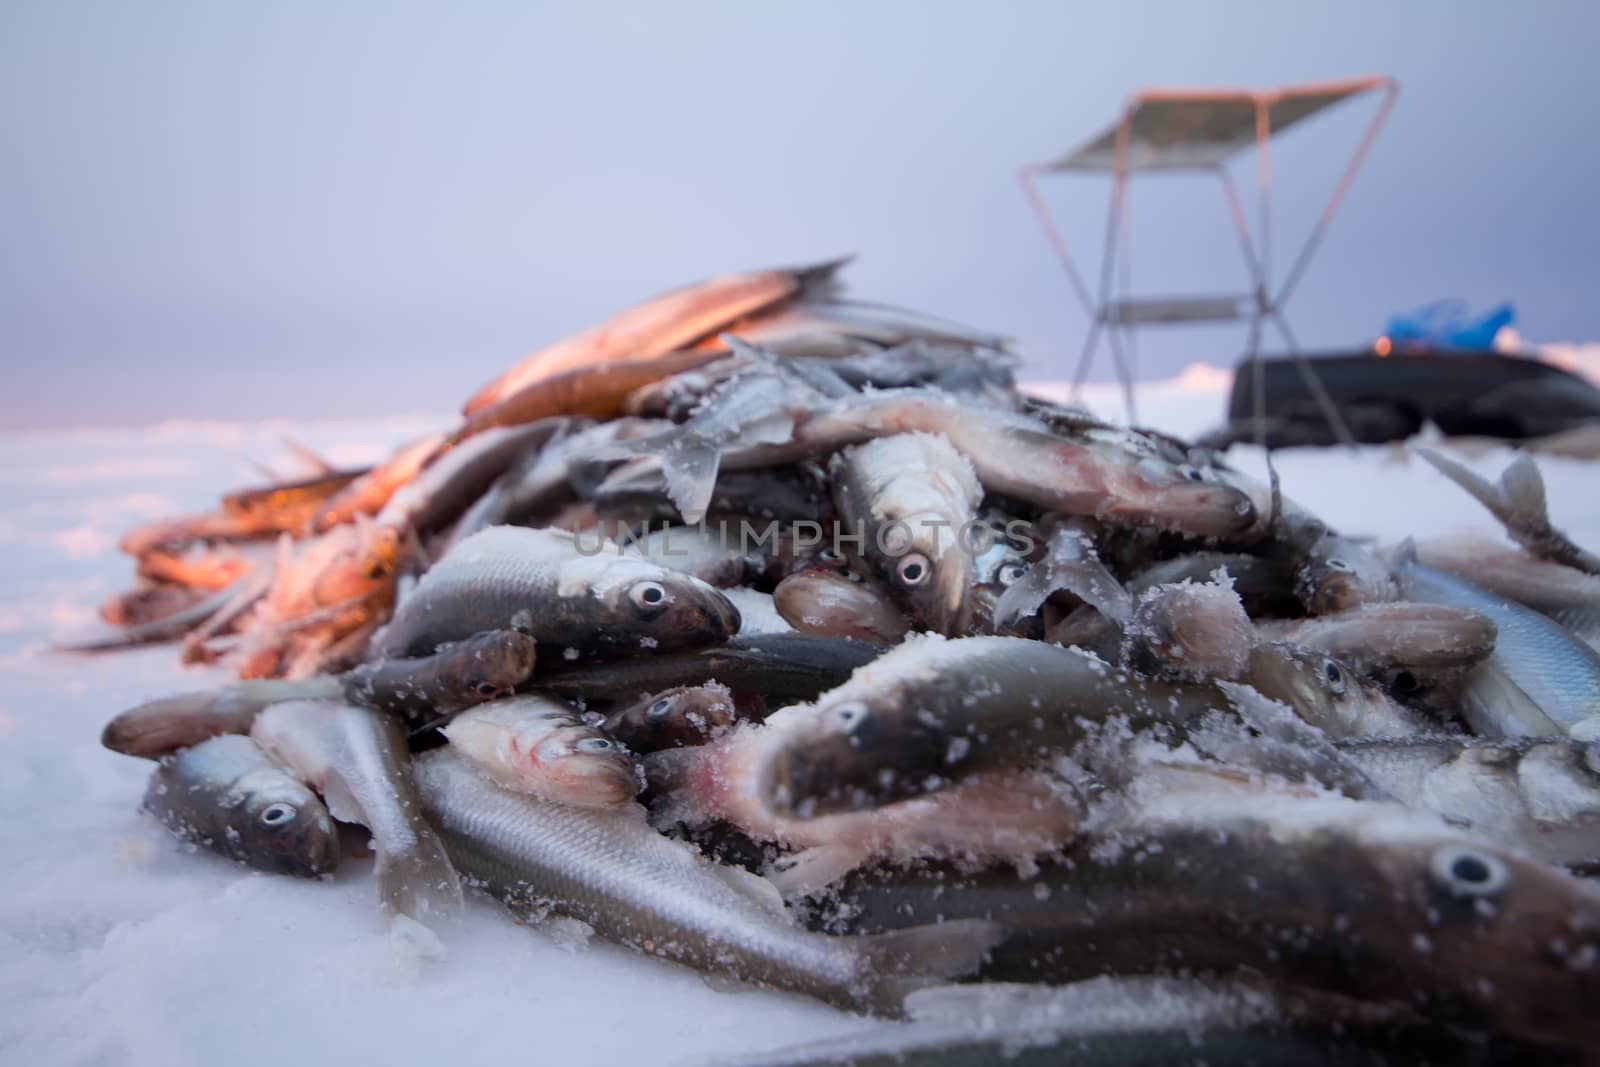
[1,371,1597,1066]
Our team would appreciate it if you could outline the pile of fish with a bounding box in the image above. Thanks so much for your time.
[80,259,1600,1062]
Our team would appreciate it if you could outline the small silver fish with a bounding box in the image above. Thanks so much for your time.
[412,747,1003,1013]
[142,734,338,877]
[441,695,640,807]
[373,526,740,659]
[1244,643,1431,739]
[251,700,462,923]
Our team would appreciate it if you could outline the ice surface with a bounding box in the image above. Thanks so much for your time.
[3,372,1599,1065]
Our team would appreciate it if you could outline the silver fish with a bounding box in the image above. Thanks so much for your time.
[251,700,462,923]
[1414,533,1600,646]
[753,634,1230,817]
[1244,643,1432,739]
[142,734,338,877]
[372,526,740,659]
[1255,601,1498,672]
[103,630,537,758]
[441,695,640,807]
[411,747,1003,1013]
[830,433,981,635]
[1335,736,1600,868]
[1394,545,1600,737]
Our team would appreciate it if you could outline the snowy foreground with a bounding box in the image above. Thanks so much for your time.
[2,368,1597,1066]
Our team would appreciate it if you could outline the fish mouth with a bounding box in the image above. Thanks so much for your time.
[555,755,643,809]
[924,554,975,636]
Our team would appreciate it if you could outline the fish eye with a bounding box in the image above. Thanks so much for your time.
[646,697,674,722]
[896,553,931,587]
[1322,658,1346,694]
[259,802,297,827]
[575,738,614,753]
[629,581,669,614]
[1428,845,1510,900]
[1390,670,1420,694]
[996,561,1027,587]
[834,702,867,727]
[473,681,501,697]
[1178,464,1205,482]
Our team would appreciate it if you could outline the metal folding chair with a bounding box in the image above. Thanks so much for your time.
[1020,75,1399,444]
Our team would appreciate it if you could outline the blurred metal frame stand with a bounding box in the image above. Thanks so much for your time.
[1020,75,1398,447]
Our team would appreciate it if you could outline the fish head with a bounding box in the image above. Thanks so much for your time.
[432,631,539,709]
[1245,643,1394,739]
[634,684,737,747]
[758,681,952,818]
[230,769,340,877]
[532,727,642,808]
[875,510,976,637]
[1107,457,1259,538]
[1296,538,1397,615]
[1363,831,1600,1043]
[599,568,742,651]
[1518,741,1600,833]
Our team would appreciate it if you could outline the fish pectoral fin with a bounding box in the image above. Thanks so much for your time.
[764,844,871,900]
[708,862,791,917]
[855,918,1008,1015]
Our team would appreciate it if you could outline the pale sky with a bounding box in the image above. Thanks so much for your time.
[3,2,1596,428]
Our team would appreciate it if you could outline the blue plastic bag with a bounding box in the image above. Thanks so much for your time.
[1384,301,1514,350]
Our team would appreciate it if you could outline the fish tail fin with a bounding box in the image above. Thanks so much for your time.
[854,918,1006,1015]
[1497,454,1551,531]
[376,830,464,926]
[792,255,854,301]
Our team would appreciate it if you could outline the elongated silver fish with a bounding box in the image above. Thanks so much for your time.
[103,630,537,758]
[1255,601,1497,672]
[142,734,338,877]
[1244,643,1434,739]
[825,791,1600,1052]
[411,747,1003,1013]
[1415,533,1600,645]
[372,526,740,659]
[752,634,1230,818]
[830,433,981,635]
[1394,546,1600,737]
[251,700,462,923]
[441,695,640,807]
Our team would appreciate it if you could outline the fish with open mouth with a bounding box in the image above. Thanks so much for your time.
[371,526,740,659]
[142,734,339,878]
